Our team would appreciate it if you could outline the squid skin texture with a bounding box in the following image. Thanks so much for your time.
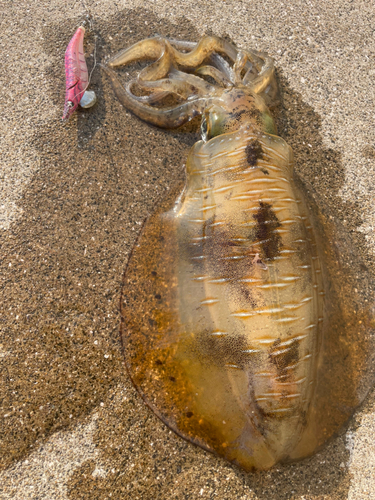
[107,37,375,471]
[123,117,322,470]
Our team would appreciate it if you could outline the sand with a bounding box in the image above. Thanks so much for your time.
[0,0,374,498]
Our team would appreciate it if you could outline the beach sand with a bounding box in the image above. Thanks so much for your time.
[0,1,374,498]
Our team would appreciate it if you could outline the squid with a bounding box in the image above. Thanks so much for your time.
[102,36,375,471]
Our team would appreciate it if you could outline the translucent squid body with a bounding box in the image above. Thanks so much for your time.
[63,26,96,121]
[103,36,375,471]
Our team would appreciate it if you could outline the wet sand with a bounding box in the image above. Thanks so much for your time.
[0,1,374,498]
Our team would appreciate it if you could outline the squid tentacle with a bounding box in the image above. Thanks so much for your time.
[195,65,232,87]
[166,39,235,83]
[167,39,197,50]
[209,53,235,83]
[136,41,173,83]
[108,37,166,67]
[102,64,207,128]
[233,51,249,85]
[171,36,238,68]
[242,49,274,86]
[105,35,279,123]
[124,82,172,105]
[169,68,217,95]
[109,36,248,75]
[136,69,217,98]
[239,48,278,104]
